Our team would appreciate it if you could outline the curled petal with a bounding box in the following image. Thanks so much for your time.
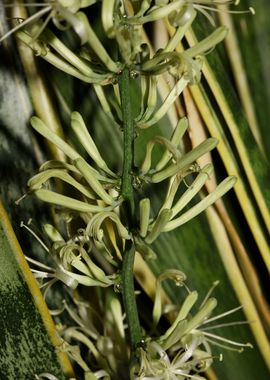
[86,211,130,241]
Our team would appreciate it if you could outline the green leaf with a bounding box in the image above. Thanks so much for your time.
[0,10,73,376]
[230,0,270,160]
[185,21,270,272]
[0,201,73,379]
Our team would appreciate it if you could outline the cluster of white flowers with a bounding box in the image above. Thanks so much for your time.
[133,276,252,380]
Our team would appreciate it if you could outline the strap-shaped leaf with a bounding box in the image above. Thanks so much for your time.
[0,201,73,379]
[186,23,270,241]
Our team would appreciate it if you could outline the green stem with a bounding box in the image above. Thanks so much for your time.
[119,67,135,220]
[121,242,142,351]
[119,68,142,353]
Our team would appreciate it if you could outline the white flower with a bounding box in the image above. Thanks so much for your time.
[133,338,208,380]
[133,277,252,380]
[22,221,118,292]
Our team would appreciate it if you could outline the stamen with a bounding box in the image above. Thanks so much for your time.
[0,6,51,43]
[2,2,53,7]
[25,255,53,271]
[202,331,253,348]
[204,337,245,352]
[15,192,28,205]
[201,305,243,325]
[31,269,54,278]
[31,9,54,41]
[201,320,251,330]
[195,6,216,26]
[42,278,58,301]
[200,280,219,308]
[193,3,255,15]
[21,221,50,252]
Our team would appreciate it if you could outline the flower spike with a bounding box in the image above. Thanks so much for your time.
[13,1,252,378]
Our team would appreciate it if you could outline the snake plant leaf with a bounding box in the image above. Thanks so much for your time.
[0,6,52,251]
[228,0,270,161]
[188,82,270,273]
[194,23,270,211]
[0,201,73,379]
[185,18,270,274]
[6,1,67,162]
[0,12,73,377]
[183,87,270,335]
